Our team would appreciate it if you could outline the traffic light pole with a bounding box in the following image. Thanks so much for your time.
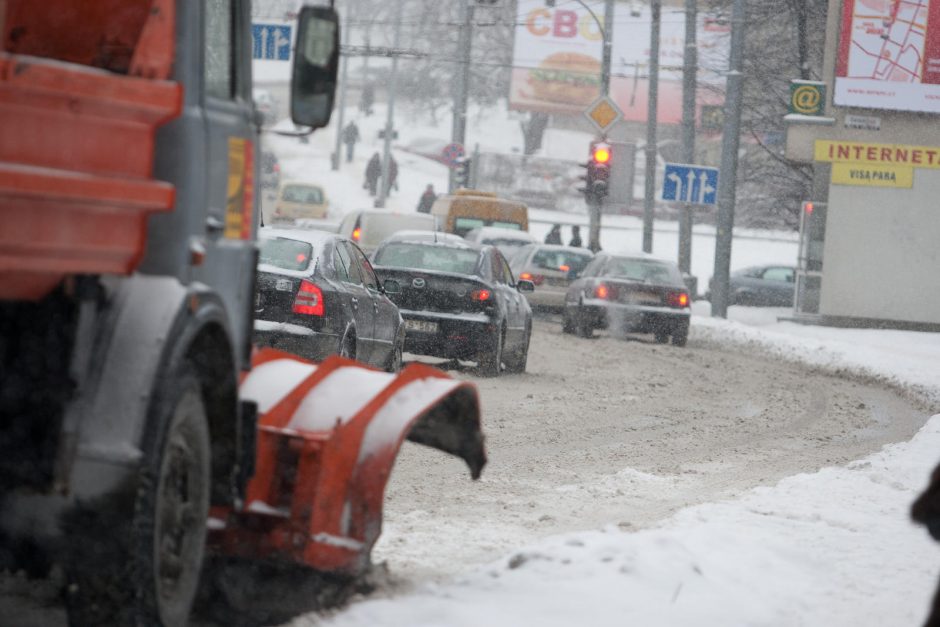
[678,0,697,274]
[711,0,746,318]
[449,0,474,194]
[587,0,615,253]
[375,1,403,208]
[642,0,661,254]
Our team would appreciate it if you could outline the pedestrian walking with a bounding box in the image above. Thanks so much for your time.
[569,225,582,248]
[417,184,437,213]
[545,224,562,245]
[342,121,360,163]
[385,156,399,196]
[360,83,375,116]
[365,152,381,196]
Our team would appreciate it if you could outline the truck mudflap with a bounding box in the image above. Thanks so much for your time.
[206,348,486,575]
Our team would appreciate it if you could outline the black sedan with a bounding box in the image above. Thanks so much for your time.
[563,252,692,346]
[705,265,795,306]
[372,238,534,377]
[253,229,405,371]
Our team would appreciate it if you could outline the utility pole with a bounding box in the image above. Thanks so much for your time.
[449,0,474,193]
[711,0,746,318]
[585,0,615,252]
[375,1,404,208]
[331,10,350,171]
[642,0,661,254]
[678,0,697,273]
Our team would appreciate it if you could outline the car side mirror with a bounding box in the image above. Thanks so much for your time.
[517,279,535,293]
[383,279,401,294]
[290,6,340,130]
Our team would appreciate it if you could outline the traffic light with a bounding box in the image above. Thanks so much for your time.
[590,142,611,200]
[579,142,612,203]
[454,157,472,188]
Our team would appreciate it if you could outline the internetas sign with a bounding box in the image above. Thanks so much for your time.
[834,0,940,113]
[814,140,940,188]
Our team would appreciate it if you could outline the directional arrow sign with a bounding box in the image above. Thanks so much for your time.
[661,163,719,205]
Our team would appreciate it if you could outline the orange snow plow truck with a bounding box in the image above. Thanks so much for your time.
[0,2,486,625]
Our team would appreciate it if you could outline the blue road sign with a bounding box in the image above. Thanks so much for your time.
[662,163,719,205]
[252,24,292,61]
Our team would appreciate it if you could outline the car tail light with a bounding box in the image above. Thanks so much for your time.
[293,280,324,315]
[519,272,544,286]
[667,291,690,308]
[471,289,491,302]
[595,284,610,299]
[559,264,570,273]
[352,227,362,242]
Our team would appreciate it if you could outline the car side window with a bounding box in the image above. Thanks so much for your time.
[351,246,380,291]
[762,267,793,282]
[491,251,507,284]
[332,247,350,282]
[336,243,362,285]
[500,255,515,285]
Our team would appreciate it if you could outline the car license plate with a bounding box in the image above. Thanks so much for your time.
[405,319,438,333]
[627,291,661,305]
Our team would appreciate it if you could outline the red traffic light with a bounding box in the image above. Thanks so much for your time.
[592,144,611,164]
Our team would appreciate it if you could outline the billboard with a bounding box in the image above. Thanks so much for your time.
[834,0,940,113]
[509,0,729,124]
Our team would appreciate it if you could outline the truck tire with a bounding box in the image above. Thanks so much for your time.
[64,366,211,626]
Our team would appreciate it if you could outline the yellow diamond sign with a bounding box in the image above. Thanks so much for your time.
[584,96,622,134]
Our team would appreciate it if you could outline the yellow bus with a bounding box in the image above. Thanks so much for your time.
[430,190,529,237]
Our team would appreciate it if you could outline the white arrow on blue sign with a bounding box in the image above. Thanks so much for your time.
[662,163,719,205]
[252,24,292,61]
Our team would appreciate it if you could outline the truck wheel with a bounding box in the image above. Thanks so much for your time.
[65,367,210,627]
[478,327,503,377]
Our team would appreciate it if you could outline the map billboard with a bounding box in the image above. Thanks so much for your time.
[834,0,940,113]
[509,0,728,124]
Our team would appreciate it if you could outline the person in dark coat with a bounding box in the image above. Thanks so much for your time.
[417,184,437,213]
[385,156,399,196]
[569,225,582,248]
[342,121,360,163]
[545,224,562,245]
[365,152,381,196]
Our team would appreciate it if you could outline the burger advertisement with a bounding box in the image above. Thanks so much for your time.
[510,0,730,122]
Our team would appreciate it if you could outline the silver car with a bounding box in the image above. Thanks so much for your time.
[509,244,594,311]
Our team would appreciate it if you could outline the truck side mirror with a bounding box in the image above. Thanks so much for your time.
[291,6,340,130]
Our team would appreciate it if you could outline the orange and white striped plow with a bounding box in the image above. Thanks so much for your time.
[206,348,486,575]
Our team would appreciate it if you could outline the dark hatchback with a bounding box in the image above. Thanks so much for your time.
[705,265,795,307]
[372,239,534,377]
[563,252,692,346]
[253,229,405,371]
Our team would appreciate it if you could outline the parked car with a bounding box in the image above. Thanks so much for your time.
[372,239,534,376]
[510,244,594,311]
[704,265,796,307]
[260,151,281,191]
[463,226,538,260]
[337,210,437,256]
[563,252,692,346]
[253,228,405,371]
[273,181,330,222]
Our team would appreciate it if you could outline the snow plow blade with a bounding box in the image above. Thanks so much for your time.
[207,349,486,575]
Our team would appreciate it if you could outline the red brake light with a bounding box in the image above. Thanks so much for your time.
[520,272,532,280]
[595,284,609,299]
[804,201,814,214]
[293,280,324,316]
[519,272,544,286]
[352,227,361,241]
[667,291,690,308]
[471,289,491,302]
[559,264,570,273]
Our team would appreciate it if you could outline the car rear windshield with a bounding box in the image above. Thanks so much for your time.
[531,249,593,273]
[605,257,683,285]
[361,214,436,247]
[282,185,323,204]
[259,237,314,272]
[374,243,480,275]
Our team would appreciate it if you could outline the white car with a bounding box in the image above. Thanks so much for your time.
[462,226,538,260]
[337,210,438,256]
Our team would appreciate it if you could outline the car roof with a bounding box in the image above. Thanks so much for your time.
[280,181,324,189]
[468,226,537,240]
[600,250,678,265]
[527,244,593,253]
[380,237,483,252]
[384,229,464,243]
[259,227,337,247]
